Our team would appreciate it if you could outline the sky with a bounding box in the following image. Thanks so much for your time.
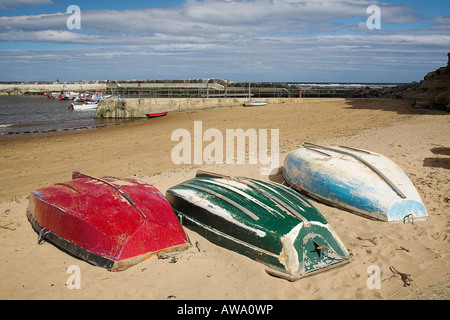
[0,0,449,83]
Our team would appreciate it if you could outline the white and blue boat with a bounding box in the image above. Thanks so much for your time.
[283,143,429,223]
[243,101,267,107]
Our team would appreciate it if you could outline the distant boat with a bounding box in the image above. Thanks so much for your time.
[59,89,79,100]
[146,111,168,118]
[244,101,267,107]
[87,92,104,102]
[69,103,98,111]
[45,92,60,99]
[283,143,429,222]
[69,98,98,111]
[79,91,106,102]
[27,171,191,271]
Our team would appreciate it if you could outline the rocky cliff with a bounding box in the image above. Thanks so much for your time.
[347,53,450,112]
[398,53,450,111]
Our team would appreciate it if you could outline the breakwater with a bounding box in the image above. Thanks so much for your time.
[0,83,107,96]
[0,79,400,99]
[95,97,302,118]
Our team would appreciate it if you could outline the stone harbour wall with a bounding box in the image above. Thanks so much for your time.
[94,97,302,118]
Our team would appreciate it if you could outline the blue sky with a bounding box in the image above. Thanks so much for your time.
[0,0,449,82]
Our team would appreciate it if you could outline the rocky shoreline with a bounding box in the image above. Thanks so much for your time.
[349,52,450,112]
[399,53,450,111]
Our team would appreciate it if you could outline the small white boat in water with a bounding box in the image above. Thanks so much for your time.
[69,97,98,111]
[69,101,98,111]
[244,101,267,107]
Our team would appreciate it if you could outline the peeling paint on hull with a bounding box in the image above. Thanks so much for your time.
[166,170,351,281]
[27,172,191,271]
[283,144,429,222]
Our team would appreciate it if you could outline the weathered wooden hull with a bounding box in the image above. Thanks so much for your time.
[27,172,190,271]
[283,143,429,222]
[166,170,351,281]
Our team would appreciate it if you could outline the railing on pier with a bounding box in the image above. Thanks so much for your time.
[104,86,351,99]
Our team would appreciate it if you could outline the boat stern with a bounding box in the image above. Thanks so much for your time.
[268,222,352,281]
[387,199,429,223]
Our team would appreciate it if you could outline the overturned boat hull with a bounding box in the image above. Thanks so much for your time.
[283,143,429,222]
[166,171,351,281]
[146,111,168,118]
[27,172,190,271]
[244,101,267,107]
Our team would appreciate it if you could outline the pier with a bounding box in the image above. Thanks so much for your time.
[1,79,406,119]
[94,97,302,118]
[0,79,368,98]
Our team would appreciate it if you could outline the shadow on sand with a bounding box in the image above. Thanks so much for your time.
[423,147,450,170]
[343,98,448,115]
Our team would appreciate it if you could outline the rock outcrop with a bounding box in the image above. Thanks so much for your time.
[398,53,450,111]
[347,83,415,99]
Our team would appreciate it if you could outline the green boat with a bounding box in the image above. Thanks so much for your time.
[166,171,352,281]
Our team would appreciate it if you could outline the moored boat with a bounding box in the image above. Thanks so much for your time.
[45,92,60,99]
[69,100,98,111]
[146,111,168,118]
[59,89,79,100]
[27,172,191,271]
[244,101,268,107]
[283,143,429,222]
[166,170,351,281]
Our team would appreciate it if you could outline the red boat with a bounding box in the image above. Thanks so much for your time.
[27,172,190,271]
[146,111,168,118]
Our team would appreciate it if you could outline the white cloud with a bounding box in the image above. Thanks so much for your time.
[431,16,450,33]
[0,0,425,36]
[0,0,53,10]
[0,0,448,82]
[0,13,67,32]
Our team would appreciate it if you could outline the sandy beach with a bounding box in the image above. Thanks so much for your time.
[0,98,449,300]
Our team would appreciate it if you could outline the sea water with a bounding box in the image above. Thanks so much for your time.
[0,96,129,136]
